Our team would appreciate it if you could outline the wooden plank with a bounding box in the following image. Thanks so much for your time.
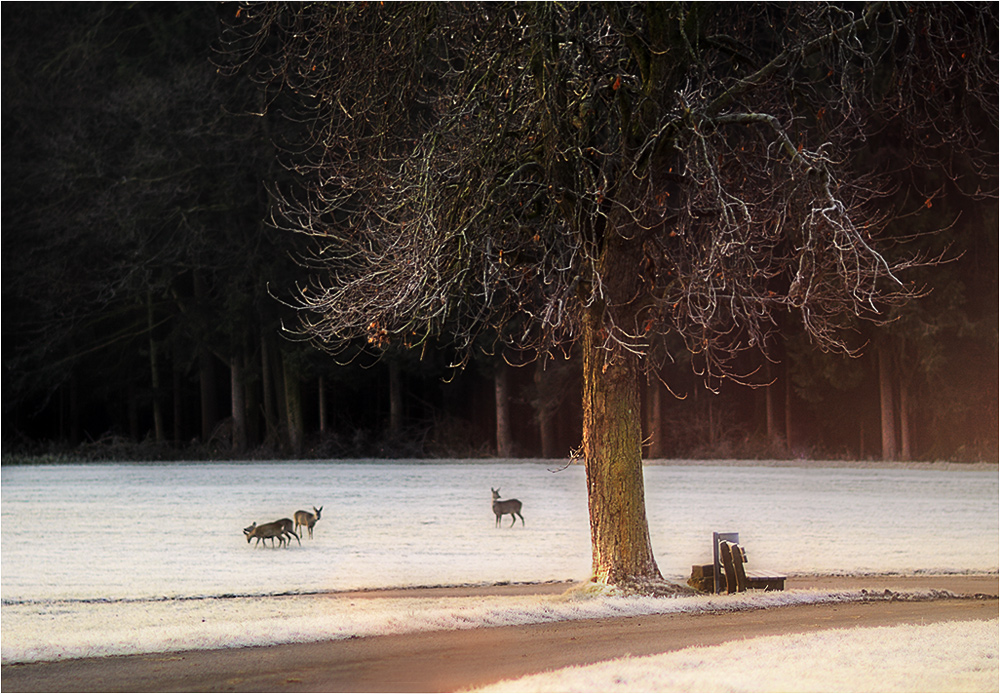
[690,564,715,579]
[731,544,749,593]
[719,542,738,594]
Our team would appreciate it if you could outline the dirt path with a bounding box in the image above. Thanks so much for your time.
[2,576,996,693]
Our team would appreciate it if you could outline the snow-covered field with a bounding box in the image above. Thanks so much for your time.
[2,459,997,688]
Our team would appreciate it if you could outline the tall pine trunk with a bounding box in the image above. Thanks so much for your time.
[230,351,247,454]
[878,346,898,461]
[147,291,165,443]
[388,360,403,437]
[318,375,327,435]
[899,377,912,461]
[260,333,279,446]
[283,353,304,456]
[495,365,514,458]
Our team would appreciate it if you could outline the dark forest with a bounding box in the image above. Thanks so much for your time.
[3,3,997,463]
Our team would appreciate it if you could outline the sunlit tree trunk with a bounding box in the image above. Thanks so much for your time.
[784,362,795,453]
[899,377,912,461]
[582,302,662,587]
[878,347,898,461]
[581,222,662,587]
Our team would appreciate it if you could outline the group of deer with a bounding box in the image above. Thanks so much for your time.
[243,506,322,548]
[244,491,519,546]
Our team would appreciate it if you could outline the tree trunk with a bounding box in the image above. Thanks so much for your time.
[784,361,794,453]
[388,360,403,436]
[230,351,247,454]
[147,292,165,443]
[878,346,898,461]
[646,381,665,459]
[274,346,288,441]
[765,361,782,450]
[495,365,514,458]
[71,377,81,444]
[283,353,304,456]
[173,363,183,444]
[899,376,912,461]
[127,382,139,441]
[318,375,327,435]
[199,347,218,443]
[260,334,278,445]
[581,303,662,588]
[533,361,563,459]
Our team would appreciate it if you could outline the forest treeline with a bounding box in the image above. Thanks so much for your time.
[2,4,997,463]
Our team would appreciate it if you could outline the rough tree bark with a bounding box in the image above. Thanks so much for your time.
[579,217,665,589]
[582,305,661,587]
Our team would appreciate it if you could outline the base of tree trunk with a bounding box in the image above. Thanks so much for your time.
[568,577,697,598]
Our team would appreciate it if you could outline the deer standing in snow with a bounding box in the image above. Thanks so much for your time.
[294,506,323,539]
[244,518,300,548]
[491,488,524,527]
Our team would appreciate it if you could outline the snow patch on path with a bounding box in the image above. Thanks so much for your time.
[474,618,999,693]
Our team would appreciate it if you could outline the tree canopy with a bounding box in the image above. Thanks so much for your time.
[219,2,997,589]
[224,3,995,375]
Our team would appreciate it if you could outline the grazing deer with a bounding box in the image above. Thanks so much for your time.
[294,506,323,539]
[244,518,300,548]
[491,488,524,527]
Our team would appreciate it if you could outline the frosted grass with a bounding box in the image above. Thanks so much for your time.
[474,618,1000,693]
[1,459,996,665]
[0,586,974,664]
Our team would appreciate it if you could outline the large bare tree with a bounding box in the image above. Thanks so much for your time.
[222,3,997,592]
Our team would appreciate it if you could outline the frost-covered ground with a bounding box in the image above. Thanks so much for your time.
[2,459,997,675]
[0,584,964,662]
[474,618,1000,693]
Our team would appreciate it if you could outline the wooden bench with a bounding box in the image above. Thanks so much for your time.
[687,532,786,594]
